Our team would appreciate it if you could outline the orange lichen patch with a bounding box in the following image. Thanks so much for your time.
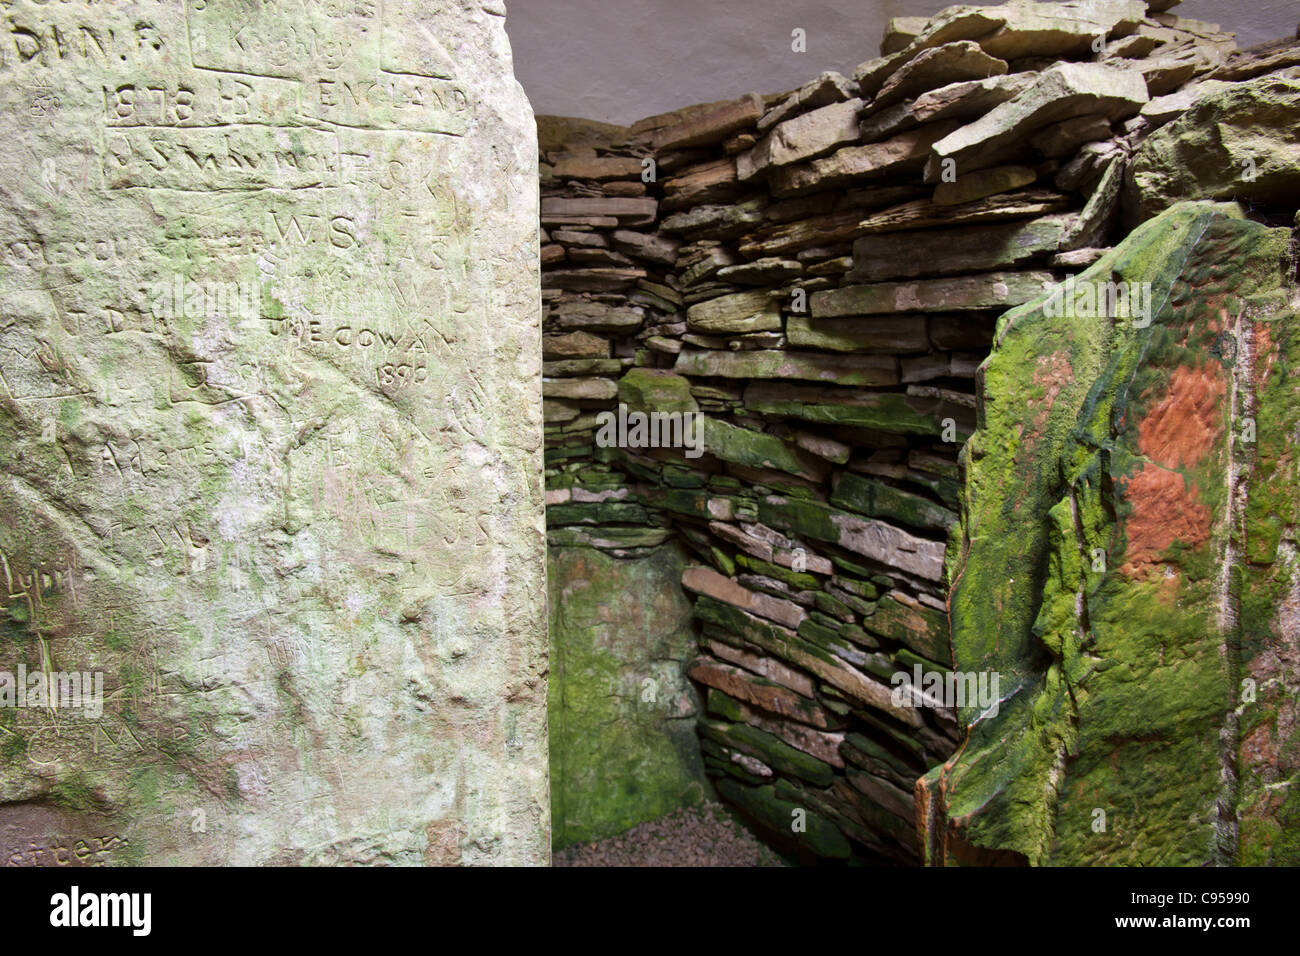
[1252,321,1276,393]
[1118,463,1211,575]
[1136,363,1226,470]
[1027,350,1073,436]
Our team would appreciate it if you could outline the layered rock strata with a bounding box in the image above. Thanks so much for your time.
[541,0,1300,863]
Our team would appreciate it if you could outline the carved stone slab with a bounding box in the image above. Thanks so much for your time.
[0,0,547,865]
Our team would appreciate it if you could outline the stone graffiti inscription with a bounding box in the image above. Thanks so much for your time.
[0,0,547,865]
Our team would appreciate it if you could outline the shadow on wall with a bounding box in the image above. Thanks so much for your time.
[548,541,709,849]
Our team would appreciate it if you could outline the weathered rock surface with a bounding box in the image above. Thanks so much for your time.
[848,217,1068,281]
[909,72,1041,125]
[538,0,1300,868]
[737,99,865,181]
[873,42,1009,108]
[1126,74,1300,222]
[772,123,960,197]
[758,72,857,132]
[686,291,782,334]
[854,0,1146,96]
[931,164,1038,205]
[812,272,1055,315]
[927,62,1148,178]
[919,202,1300,866]
[649,94,766,152]
[549,544,709,847]
[0,1,547,865]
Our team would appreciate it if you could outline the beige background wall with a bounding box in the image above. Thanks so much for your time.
[506,0,1298,123]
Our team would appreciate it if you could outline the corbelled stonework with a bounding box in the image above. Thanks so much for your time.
[539,0,1300,865]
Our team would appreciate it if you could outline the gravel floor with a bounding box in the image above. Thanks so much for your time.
[554,801,788,867]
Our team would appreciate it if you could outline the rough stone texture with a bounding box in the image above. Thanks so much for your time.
[812,272,1055,315]
[931,164,1038,206]
[537,1,1299,868]
[686,291,782,334]
[0,1,547,865]
[737,99,865,181]
[976,0,1146,60]
[909,72,1041,126]
[919,202,1300,865]
[771,123,958,197]
[927,62,1148,178]
[1125,74,1300,223]
[548,544,709,848]
[848,216,1068,281]
[757,72,857,133]
[648,94,765,152]
[873,42,1009,108]
[855,189,1070,233]
[854,1,1146,97]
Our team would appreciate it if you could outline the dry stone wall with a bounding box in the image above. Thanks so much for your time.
[541,0,1300,863]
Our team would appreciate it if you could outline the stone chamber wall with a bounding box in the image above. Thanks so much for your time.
[540,0,1300,864]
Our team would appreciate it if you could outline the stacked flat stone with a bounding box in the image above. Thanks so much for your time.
[541,0,1293,863]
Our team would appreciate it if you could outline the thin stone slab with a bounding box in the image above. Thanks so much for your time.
[686,291,783,334]
[855,189,1072,234]
[770,123,959,197]
[737,99,865,181]
[849,216,1069,281]
[662,157,743,211]
[927,62,1149,178]
[909,72,1040,124]
[931,164,1038,205]
[551,156,644,180]
[649,93,765,152]
[976,0,1146,59]
[872,42,1008,108]
[611,230,682,267]
[881,17,932,55]
[786,315,931,353]
[674,349,900,387]
[757,72,857,132]
[812,272,1056,316]
[541,197,659,226]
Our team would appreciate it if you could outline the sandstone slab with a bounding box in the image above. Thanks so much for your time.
[674,349,900,387]
[650,93,765,152]
[0,0,547,865]
[927,62,1148,178]
[931,164,1038,205]
[922,203,1299,866]
[850,215,1066,281]
[737,99,865,181]
[549,545,708,847]
[1126,74,1300,222]
[873,41,1008,108]
[771,123,960,197]
[758,72,857,132]
[686,291,782,334]
[812,272,1055,316]
[909,72,1040,125]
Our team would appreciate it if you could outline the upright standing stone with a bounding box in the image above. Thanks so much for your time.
[919,203,1299,866]
[0,1,547,865]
